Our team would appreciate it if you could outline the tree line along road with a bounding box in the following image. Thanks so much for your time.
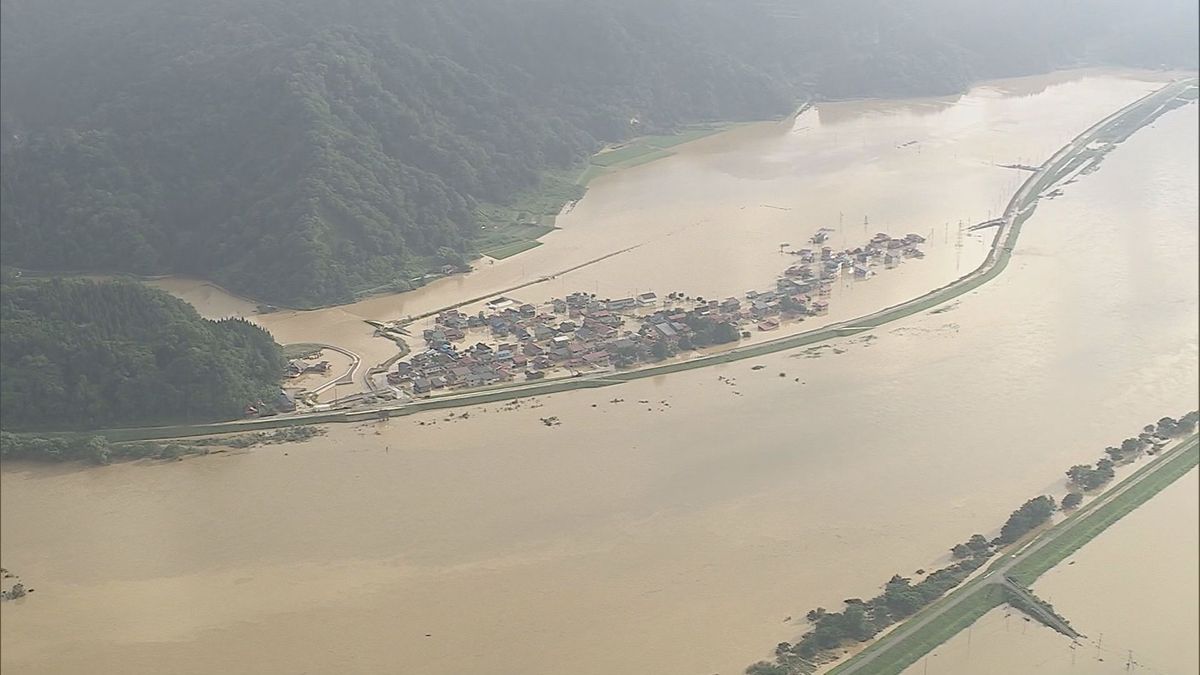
[828,433,1200,675]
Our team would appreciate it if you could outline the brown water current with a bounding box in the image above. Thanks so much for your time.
[153,69,1177,383]
[2,70,1197,675]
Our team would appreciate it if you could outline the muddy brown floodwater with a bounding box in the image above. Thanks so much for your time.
[2,70,1196,675]
[151,69,1180,387]
[902,467,1199,675]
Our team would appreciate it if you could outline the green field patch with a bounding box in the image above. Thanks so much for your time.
[1008,438,1199,585]
[480,239,543,259]
[828,585,1008,675]
[609,148,674,168]
[590,126,725,168]
[282,343,325,359]
[576,164,608,185]
[640,125,726,148]
[590,142,668,167]
[470,124,730,263]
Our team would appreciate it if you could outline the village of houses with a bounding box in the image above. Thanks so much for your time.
[385,230,927,397]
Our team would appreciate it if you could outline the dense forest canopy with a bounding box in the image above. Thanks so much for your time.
[1,0,1196,306]
[0,276,285,430]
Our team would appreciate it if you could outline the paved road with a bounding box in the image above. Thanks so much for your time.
[832,434,1198,675]
[304,344,362,395]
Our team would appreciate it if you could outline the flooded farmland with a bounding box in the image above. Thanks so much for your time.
[2,70,1197,675]
[151,70,1180,385]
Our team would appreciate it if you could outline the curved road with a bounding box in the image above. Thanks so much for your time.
[303,344,363,395]
[55,77,1196,442]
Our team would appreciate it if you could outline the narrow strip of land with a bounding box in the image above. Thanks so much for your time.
[30,77,1195,443]
[306,344,362,395]
[827,434,1200,675]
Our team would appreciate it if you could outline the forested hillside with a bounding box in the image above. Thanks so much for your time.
[0,276,285,430]
[1,0,1195,306]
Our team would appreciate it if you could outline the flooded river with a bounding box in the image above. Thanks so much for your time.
[155,69,1179,384]
[2,70,1196,675]
[902,467,1199,675]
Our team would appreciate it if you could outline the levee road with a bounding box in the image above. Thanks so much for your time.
[30,78,1195,443]
[828,433,1199,675]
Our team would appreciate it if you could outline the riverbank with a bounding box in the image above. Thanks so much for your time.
[903,466,1199,674]
[3,87,1195,674]
[825,433,1199,675]
[12,76,1190,445]
[744,413,1195,673]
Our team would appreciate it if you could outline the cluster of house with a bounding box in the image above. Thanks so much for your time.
[388,293,649,394]
[284,359,331,379]
[783,232,927,282]
[245,389,298,416]
[384,231,926,396]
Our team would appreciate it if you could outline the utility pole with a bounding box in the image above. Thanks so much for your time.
[955,220,964,272]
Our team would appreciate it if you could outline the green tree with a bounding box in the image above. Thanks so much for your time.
[0,278,285,430]
[650,341,669,360]
[998,496,1056,544]
[712,321,740,344]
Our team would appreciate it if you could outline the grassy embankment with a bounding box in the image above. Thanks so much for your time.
[282,343,326,359]
[1007,436,1200,585]
[815,82,1200,675]
[827,585,1010,675]
[827,435,1200,675]
[473,125,729,259]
